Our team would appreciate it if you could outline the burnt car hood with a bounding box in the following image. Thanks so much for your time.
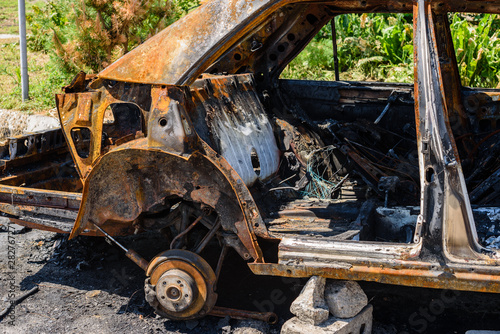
[98,0,272,86]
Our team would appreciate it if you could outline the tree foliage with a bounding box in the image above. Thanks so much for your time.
[27,0,199,73]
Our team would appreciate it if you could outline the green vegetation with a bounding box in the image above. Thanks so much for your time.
[0,42,74,111]
[450,13,500,88]
[0,0,43,35]
[0,0,72,112]
[0,0,20,35]
[1,4,500,112]
[283,13,500,88]
[0,0,199,111]
[282,14,414,83]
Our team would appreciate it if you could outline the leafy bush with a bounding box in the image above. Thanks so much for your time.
[450,13,500,88]
[1,0,198,110]
[282,13,414,82]
[27,0,200,74]
[283,12,500,87]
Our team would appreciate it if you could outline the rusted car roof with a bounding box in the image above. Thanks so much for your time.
[99,0,271,85]
[99,0,500,86]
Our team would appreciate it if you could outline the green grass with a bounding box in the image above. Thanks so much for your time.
[0,0,61,111]
[0,0,44,35]
[0,40,71,111]
[0,0,19,34]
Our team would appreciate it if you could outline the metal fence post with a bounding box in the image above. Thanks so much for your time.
[18,0,29,101]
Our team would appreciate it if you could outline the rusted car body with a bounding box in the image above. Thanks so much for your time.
[2,0,500,321]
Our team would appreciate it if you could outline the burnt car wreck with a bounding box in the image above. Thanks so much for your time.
[2,0,500,323]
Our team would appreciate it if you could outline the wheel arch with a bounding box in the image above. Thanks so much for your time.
[69,145,265,262]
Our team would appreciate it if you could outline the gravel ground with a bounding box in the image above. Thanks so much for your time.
[0,225,286,334]
[1,108,500,333]
[0,224,500,334]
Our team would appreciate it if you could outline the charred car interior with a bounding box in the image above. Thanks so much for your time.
[1,0,500,322]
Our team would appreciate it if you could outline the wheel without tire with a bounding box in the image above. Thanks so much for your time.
[144,249,217,320]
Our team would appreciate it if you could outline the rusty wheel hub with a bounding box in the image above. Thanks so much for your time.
[156,269,196,312]
[145,249,217,320]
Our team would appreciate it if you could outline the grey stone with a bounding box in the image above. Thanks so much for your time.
[281,304,373,334]
[25,115,60,133]
[325,280,368,318]
[233,319,269,334]
[290,275,329,325]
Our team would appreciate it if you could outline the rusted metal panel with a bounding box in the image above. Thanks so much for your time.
[6,217,74,234]
[248,262,500,293]
[98,0,272,85]
[148,85,197,154]
[414,0,496,266]
[0,129,66,164]
[191,74,280,186]
[98,0,415,86]
[55,81,151,179]
[53,80,268,261]
[68,142,264,261]
[0,185,81,210]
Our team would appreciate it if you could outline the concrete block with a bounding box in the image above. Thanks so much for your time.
[290,275,329,325]
[25,115,60,133]
[325,280,368,318]
[282,304,373,334]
